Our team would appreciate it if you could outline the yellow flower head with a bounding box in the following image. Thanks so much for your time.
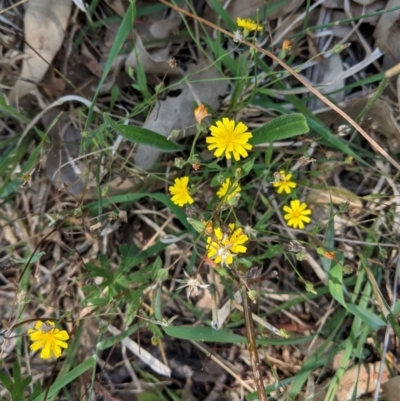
[28,320,69,359]
[194,104,211,124]
[206,223,248,266]
[237,17,262,32]
[169,176,194,207]
[206,118,253,161]
[217,178,241,201]
[273,170,297,194]
[283,200,312,229]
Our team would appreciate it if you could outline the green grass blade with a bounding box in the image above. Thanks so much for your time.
[32,356,97,401]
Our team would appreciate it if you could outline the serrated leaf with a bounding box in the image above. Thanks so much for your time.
[104,113,184,152]
[251,114,309,145]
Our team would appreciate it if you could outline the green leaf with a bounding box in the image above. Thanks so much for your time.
[346,303,385,331]
[86,193,192,232]
[164,325,246,342]
[103,113,183,152]
[32,356,97,401]
[207,0,236,31]
[251,114,309,145]
[164,325,312,346]
[241,157,255,177]
[328,263,346,307]
[329,263,384,330]
[0,370,13,390]
[10,252,45,265]
[27,382,42,401]
[0,95,29,123]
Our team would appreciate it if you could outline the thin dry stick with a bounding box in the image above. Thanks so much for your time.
[158,0,400,174]
[240,285,268,401]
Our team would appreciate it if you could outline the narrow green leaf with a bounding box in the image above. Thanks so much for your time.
[329,264,384,330]
[0,95,29,123]
[207,0,236,30]
[164,325,246,343]
[10,252,45,265]
[164,325,311,346]
[85,193,192,232]
[27,382,42,401]
[241,157,255,177]
[32,356,97,401]
[329,263,347,309]
[250,114,309,145]
[104,113,183,152]
[346,303,385,331]
[0,370,13,390]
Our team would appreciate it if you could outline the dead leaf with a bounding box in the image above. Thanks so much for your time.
[42,111,89,196]
[382,376,400,401]
[308,186,363,209]
[382,21,400,71]
[125,9,183,76]
[125,33,182,76]
[8,0,72,102]
[134,59,228,170]
[324,1,386,25]
[313,53,345,109]
[373,0,400,50]
[273,13,303,45]
[80,43,103,78]
[204,0,299,22]
[103,0,125,17]
[353,0,379,4]
[317,97,400,153]
[336,361,388,401]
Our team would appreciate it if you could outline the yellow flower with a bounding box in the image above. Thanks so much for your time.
[217,178,241,201]
[28,321,69,359]
[169,176,194,207]
[206,223,248,266]
[194,104,211,124]
[206,118,253,161]
[273,170,297,194]
[237,17,262,32]
[283,200,312,229]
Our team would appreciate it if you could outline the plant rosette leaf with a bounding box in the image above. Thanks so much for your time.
[104,113,184,152]
[250,114,309,145]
